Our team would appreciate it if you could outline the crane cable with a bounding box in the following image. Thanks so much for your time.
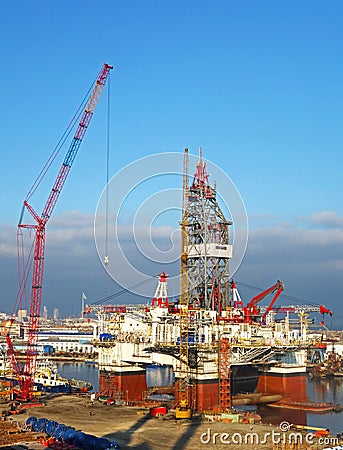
[90,276,156,306]
[103,69,111,298]
[25,72,99,202]
[236,281,323,307]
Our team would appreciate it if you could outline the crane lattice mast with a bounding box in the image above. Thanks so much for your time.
[6,63,112,401]
[176,148,192,419]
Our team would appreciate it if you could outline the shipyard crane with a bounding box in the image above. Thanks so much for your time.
[244,280,284,324]
[229,281,333,325]
[6,63,112,401]
[267,305,332,316]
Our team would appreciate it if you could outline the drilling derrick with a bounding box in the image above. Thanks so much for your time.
[187,149,233,312]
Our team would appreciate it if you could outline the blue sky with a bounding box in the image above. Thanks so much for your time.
[1,1,342,326]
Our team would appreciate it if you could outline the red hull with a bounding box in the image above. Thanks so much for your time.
[175,379,219,412]
[257,372,307,402]
[99,370,147,402]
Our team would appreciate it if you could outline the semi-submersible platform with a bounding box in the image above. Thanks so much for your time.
[90,149,331,416]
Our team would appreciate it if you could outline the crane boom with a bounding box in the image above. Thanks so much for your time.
[9,63,112,401]
[243,280,284,324]
[247,280,283,309]
[260,282,284,323]
[262,305,333,315]
[41,63,112,223]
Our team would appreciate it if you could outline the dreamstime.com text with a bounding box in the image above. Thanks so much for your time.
[199,427,340,447]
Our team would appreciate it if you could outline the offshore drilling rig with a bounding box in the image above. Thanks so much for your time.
[176,148,233,417]
[92,148,331,415]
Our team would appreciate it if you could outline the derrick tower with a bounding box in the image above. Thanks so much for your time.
[186,149,233,312]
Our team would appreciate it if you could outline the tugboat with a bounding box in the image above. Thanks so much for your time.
[33,358,72,394]
[0,355,72,394]
[0,353,92,394]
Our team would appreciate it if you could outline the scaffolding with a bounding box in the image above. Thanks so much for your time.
[219,337,231,411]
[175,148,192,419]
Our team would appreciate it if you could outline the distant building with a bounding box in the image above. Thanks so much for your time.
[53,308,59,321]
[43,306,48,320]
[38,325,96,354]
[17,309,27,322]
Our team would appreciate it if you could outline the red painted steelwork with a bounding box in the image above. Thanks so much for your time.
[256,372,307,402]
[99,371,147,402]
[175,379,220,412]
[8,63,112,401]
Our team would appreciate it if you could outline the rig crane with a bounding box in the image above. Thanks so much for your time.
[243,280,284,324]
[229,281,333,325]
[268,305,332,316]
[6,63,112,401]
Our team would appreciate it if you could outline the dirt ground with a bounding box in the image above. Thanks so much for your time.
[1,395,339,450]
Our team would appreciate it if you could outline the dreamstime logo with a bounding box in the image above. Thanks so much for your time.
[94,152,248,298]
[199,422,339,447]
[279,421,291,432]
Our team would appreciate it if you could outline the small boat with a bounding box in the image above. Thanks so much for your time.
[69,378,92,393]
[85,359,98,365]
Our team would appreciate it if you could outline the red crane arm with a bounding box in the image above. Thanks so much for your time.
[268,305,332,315]
[5,333,21,378]
[247,280,283,309]
[320,305,333,316]
[9,63,112,401]
[260,281,284,323]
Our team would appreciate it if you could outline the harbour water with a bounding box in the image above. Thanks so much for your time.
[56,361,99,392]
[257,377,343,435]
[307,377,343,435]
[57,362,343,435]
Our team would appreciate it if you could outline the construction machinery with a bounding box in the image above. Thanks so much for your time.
[6,63,112,401]
[230,280,333,326]
[175,148,192,419]
[243,280,284,324]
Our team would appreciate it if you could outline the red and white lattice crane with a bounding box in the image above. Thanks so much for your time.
[6,63,112,401]
[151,272,169,307]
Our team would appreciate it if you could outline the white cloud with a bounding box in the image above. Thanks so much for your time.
[309,210,343,228]
[250,224,343,250]
[0,225,17,256]
[1,209,342,325]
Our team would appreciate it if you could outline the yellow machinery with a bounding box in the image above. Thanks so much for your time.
[175,149,192,420]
